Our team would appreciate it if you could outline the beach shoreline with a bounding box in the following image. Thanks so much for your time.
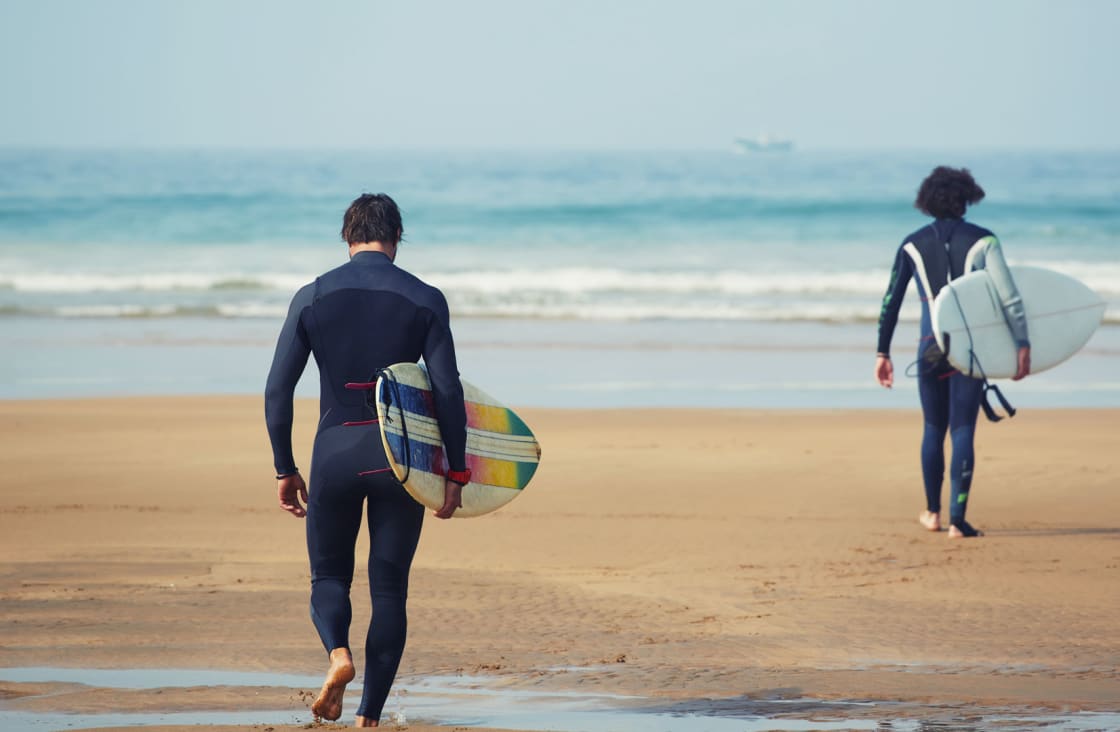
[1,397,1118,730]
[5,316,1120,410]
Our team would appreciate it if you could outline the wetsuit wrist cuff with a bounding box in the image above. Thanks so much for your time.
[877,352,891,359]
[446,469,471,486]
[276,469,299,479]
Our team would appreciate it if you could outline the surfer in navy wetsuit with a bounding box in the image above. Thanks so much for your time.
[875,167,1031,539]
[265,193,471,726]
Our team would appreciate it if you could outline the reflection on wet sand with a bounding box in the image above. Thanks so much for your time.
[1,668,1119,732]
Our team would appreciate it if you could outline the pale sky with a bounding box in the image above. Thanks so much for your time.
[2,0,1117,150]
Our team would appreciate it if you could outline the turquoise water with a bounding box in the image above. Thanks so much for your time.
[1,148,1117,404]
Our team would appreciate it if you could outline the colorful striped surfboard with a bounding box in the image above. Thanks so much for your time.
[374,362,541,517]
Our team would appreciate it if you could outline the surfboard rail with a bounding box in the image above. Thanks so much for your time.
[932,266,1106,379]
[374,362,541,518]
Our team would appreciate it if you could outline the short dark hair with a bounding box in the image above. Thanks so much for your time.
[914,166,985,219]
[341,193,403,245]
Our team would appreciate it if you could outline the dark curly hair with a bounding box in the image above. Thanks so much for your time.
[341,193,403,245]
[914,166,985,219]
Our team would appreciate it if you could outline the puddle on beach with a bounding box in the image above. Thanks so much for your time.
[1,667,1118,732]
[0,667,324,690]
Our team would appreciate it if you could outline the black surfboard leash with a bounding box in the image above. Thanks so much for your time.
[341,367,413,483]
[945,281,1016,423]
[375,366,412,484]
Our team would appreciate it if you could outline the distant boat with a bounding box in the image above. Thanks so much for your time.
[734,134,793,153]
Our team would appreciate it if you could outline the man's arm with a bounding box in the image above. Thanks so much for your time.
[972,236,1031,379]
[875,244,913,388]
[264,285,313,476]
[421,291,468,520]
[421,291,468,473]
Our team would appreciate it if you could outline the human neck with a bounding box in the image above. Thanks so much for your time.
[348,241,396,261]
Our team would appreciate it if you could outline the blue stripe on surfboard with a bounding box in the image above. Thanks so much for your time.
[379,380,535,438]
[382,420,539,462]
[378,381,434,422]
[384,431,443,476]
[384,431,532,491]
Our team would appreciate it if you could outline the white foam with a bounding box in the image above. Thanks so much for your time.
[4,262,1116,299]
[2,262,1115,325]
[0,272,307,293]
[44,303,287,319]
[424,268,893,296]
[445,298,915,323]
[1015,260,1120,295]
[214,302,288,318]
[53,304,175,318]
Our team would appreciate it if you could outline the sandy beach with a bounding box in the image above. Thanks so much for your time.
[1,397,1118,730]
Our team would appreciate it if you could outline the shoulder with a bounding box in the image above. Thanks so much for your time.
[311,257,450,316]
[378,263,452,322]
[961,220,995,240]
[289,281,316,310]
[900,222,934,247]
[394,266,449,310]
[893,224,931,264]
[314,259,354,287]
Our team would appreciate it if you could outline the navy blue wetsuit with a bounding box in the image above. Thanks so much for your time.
[264,250,467,720]
[877,219,1028,529]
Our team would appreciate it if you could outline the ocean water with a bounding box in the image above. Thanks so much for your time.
[1,148,1117,406]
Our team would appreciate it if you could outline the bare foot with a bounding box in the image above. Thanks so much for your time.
[919,510,941,531]
[948,521,984,539]
[355,715,378,727]
[311,647,355,722]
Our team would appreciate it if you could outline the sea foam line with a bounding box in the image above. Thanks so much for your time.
[0,272,307,293]
[3,262,1118,296]
[5,301,1117,325]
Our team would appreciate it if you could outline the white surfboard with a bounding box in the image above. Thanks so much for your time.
[931,266,1106,379]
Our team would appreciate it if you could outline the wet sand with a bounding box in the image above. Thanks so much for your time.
[1,397,1118,729]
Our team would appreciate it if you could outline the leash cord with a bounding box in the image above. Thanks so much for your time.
[376,367,412,484]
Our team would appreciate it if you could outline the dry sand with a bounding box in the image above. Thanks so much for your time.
[1,397,1118,729]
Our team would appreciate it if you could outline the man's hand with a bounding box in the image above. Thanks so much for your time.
[434,478,463,520]
[875,355,894,388]
[278,473,308,518]
[1012,346,1031,381]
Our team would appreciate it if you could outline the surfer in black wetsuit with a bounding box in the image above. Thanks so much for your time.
[875,167,1031,538]
[265,193,471,726]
